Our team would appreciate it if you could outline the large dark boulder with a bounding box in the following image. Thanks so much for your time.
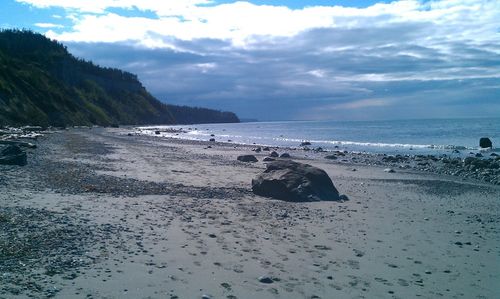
[269,151,279,158]
[252,160,340,202]
[237,155,258,162]
[479,138,492,148]
[0,145,27,166]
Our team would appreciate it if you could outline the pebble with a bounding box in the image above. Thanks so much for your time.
[258,276,274,284]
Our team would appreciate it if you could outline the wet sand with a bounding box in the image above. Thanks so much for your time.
[1,127,499,299]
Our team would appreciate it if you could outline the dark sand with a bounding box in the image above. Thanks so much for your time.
[1,127,499,299]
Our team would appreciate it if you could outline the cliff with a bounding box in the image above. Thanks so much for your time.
[0,29,239,127]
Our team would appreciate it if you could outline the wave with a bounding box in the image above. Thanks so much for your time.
[272,137,475,150]
[134,127,478,152]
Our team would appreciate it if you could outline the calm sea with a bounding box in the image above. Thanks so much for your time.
[137,118,499,156]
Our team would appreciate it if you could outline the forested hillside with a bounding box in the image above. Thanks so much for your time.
[0,29,239,127]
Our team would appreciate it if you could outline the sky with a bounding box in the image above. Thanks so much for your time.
[1,0,500,121]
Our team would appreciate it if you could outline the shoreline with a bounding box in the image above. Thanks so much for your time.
[123,127,500,186]
[1,127,499,298]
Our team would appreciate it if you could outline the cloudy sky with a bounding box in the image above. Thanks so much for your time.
[2,0,500,121]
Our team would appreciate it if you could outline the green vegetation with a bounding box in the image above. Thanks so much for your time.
[0,29,239,127]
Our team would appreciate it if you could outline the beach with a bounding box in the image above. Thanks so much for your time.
[1,127,499,299]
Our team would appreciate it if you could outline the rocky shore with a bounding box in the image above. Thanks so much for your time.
[318,150,500,186]
[1,127,499,298]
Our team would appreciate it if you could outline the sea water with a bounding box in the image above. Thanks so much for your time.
[137,118,499,156]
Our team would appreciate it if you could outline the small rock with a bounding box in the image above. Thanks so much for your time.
[269,151,279,158]
[237,155,258,162]
[384,168,395,173]
[280,153,291,158]
[324,155,337,160]
[338,194,349,201]
[258,276,274,284]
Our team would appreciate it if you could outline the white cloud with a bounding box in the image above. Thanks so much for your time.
[34,22,64,28]
[17,0,500,49]
[327,98,392,110]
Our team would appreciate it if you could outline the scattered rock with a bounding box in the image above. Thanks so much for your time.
[263,157,275,162]
[479,137,492,148]
[263,147,270,151]
[209,138,216,142]
[252,160,341,202]
[384,168,395,173]
[0,145,27,166]
[155,130,161,135]
[237,155,258,163]
[300,141,312,146]
[280,153,290,158]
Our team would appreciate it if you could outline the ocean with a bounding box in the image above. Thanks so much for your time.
[136,118,499,156]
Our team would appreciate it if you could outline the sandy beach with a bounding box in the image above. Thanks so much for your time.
[1,127,499,299]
